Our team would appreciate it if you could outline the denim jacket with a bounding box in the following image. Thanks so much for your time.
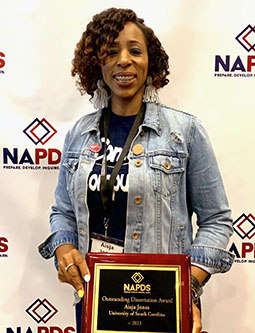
[39,102,234,275]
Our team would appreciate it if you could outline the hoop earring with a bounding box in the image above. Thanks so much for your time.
[143,76,160,104]
[90,79,109,109]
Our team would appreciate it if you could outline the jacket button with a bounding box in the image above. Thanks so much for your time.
[135,160,142,167]
[164,159,171,170]
[140,129,145,137]
[132,232,139,240]
[133,144,144,156]
[134,196,142,205]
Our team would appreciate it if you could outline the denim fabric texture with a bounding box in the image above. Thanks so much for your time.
[38,102,234,275]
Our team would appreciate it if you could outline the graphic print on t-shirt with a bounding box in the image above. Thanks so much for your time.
[88,136,129,194]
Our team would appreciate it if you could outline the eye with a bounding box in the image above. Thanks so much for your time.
[130,48,142,55]
[108,48,118,56]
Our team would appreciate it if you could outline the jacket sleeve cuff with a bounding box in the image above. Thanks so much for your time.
[187,245,235,275]
[38,230,78,259]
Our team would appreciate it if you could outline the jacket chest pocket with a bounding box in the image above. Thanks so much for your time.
[149,155,185,197]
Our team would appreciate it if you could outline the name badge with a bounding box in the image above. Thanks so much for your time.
[90,233,124,253]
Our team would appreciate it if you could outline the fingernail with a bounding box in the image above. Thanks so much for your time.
[78,289,84,298]
[84,274,90,283]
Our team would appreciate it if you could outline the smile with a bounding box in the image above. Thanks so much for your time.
[115,75,136,83]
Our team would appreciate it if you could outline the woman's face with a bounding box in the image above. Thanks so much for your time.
[100,22,149,104]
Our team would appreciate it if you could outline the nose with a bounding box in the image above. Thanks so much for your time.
[117,49,131,67]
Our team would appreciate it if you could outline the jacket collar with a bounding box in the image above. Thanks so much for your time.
[142,102,162,136]
[81,109,103,135]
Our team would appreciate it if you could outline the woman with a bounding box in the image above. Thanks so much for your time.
[39,7,234,333]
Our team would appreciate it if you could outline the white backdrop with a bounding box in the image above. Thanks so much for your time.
[1,1,254,332]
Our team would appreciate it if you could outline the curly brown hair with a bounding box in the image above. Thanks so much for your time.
[71,7,169,96]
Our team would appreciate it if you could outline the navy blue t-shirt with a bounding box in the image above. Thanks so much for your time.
[87,112,136,241]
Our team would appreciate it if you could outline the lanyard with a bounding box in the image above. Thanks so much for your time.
[100,103,145,236]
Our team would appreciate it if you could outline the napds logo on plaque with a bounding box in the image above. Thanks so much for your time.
[2,118,61,171]
[124,272,151,293]
[214,24,255,77]
[228,213,255,263]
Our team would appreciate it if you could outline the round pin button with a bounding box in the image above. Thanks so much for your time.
[132,232,139,240]
[132,144,144,156]
[89,144,101,153]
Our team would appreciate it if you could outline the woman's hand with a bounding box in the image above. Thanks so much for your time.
[191,265,207,333]
[192,302,202,333]
[56,244,90,297]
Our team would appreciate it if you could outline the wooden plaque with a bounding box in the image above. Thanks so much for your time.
[82,253,192,333]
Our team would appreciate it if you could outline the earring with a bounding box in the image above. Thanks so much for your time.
[143,76,160,104]
[90,79,109,109]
